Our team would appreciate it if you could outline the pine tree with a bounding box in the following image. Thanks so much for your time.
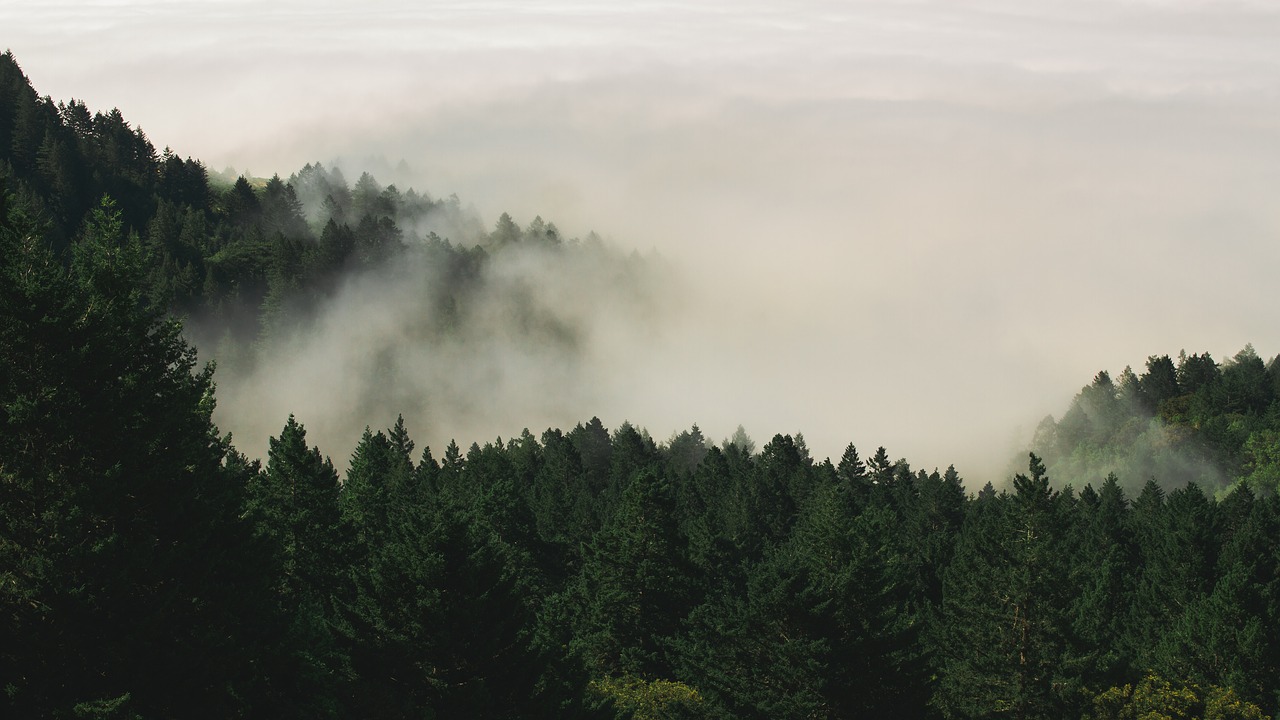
[1131,482,1220,674]
[790,484,929,716]
[934,455,1074,719]
[337,419,601,717]
[1068,473,1138,695]
[573,469,693,680]
[0,188,273,717]
[674,548,827,720]
[531,427,595,556]
[244,416,353,717]
[1154,489,1280,711]
[835,442,871,507]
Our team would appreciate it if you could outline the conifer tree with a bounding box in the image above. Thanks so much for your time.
[790,485,930,716]
[573,469,693,680]
[934,455,1074,719]
[674,548,828,720]
[0,189,273,717]
[531,427,595,556]
[1154,489,1280,711]
[1068,473,1138,694]
[1131,482,1220,674]
[244,416,354,717]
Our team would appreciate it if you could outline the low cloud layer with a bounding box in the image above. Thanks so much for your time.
[6,1,1280,483]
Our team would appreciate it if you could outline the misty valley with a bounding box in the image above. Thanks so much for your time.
[4,50,1280,720]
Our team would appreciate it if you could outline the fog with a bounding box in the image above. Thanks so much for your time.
[6,0,1280,483]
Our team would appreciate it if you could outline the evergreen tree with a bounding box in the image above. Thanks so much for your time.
[1139,354,1181,413]
[674,548,828,720]
[934,455,1074,720]
[0,188,273,717]
[788,485,929,716]
[1068,473,1138,695]
[1132,482,1220,674]
[679,445,749,590]
[244,416,354,717]
[1155,489,1280,712]
[425,505,604,719]
[573,469,693,680]
[835,442,871,507]
[665,424,709,480]
[531,427,595,557]
[260,174,310,240]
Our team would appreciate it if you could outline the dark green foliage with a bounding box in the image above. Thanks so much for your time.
[572,469,694,679]
[1139,355,1181,412]
[933,455,1077,720]
[0,186,273,717]
[666,424,709,481]
[1158,493,1279,705]
[678,444,747,588]
[1,54,165,247]
[1129,482,1220,673]
[332,418,606,719]
[1067,474,1139,693]
[571,416,614,505]
[748,434,810,543]
[674,550,830,719]
[244,416,352,717]
[910,465,968,605]
[531,427,596,555]
[784,487,929,716]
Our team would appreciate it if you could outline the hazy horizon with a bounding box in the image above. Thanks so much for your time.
[5,0,1280,484]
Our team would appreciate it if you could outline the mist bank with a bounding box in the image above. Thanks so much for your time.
[208,88,1280,481]
[218,84,1280,481]
[6,0,1280,481]
[196,156,1037,482]
[202,175,688,474]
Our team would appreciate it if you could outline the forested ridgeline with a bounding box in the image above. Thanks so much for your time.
[1032,348,1280,496]
[4,50,1280,719]
[0,50,654,375]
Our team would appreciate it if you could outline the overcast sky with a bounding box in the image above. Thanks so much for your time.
[5,0,1280,481]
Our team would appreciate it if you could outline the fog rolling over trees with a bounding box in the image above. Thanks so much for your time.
[200,163,679,469]
[1030,347,1280,496]
[7,32,1280,718]
[9,1,1280,480]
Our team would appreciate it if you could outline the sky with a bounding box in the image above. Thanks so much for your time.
[4,0,1280,482]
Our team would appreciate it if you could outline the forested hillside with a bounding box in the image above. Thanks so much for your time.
[3,51,1279,719]
[1032,348,1280,496]
[0,49,668,462]
[1,49,647,350]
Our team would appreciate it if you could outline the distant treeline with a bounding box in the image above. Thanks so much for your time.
[1033,347,1280,495]
[2,50,1278,719]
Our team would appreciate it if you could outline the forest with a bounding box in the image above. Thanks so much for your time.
[1032,350,1280,497]
[2,50,1279,719]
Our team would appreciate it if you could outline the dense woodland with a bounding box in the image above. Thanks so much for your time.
[3,51,1279,719]
[1032,350,1280,497]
